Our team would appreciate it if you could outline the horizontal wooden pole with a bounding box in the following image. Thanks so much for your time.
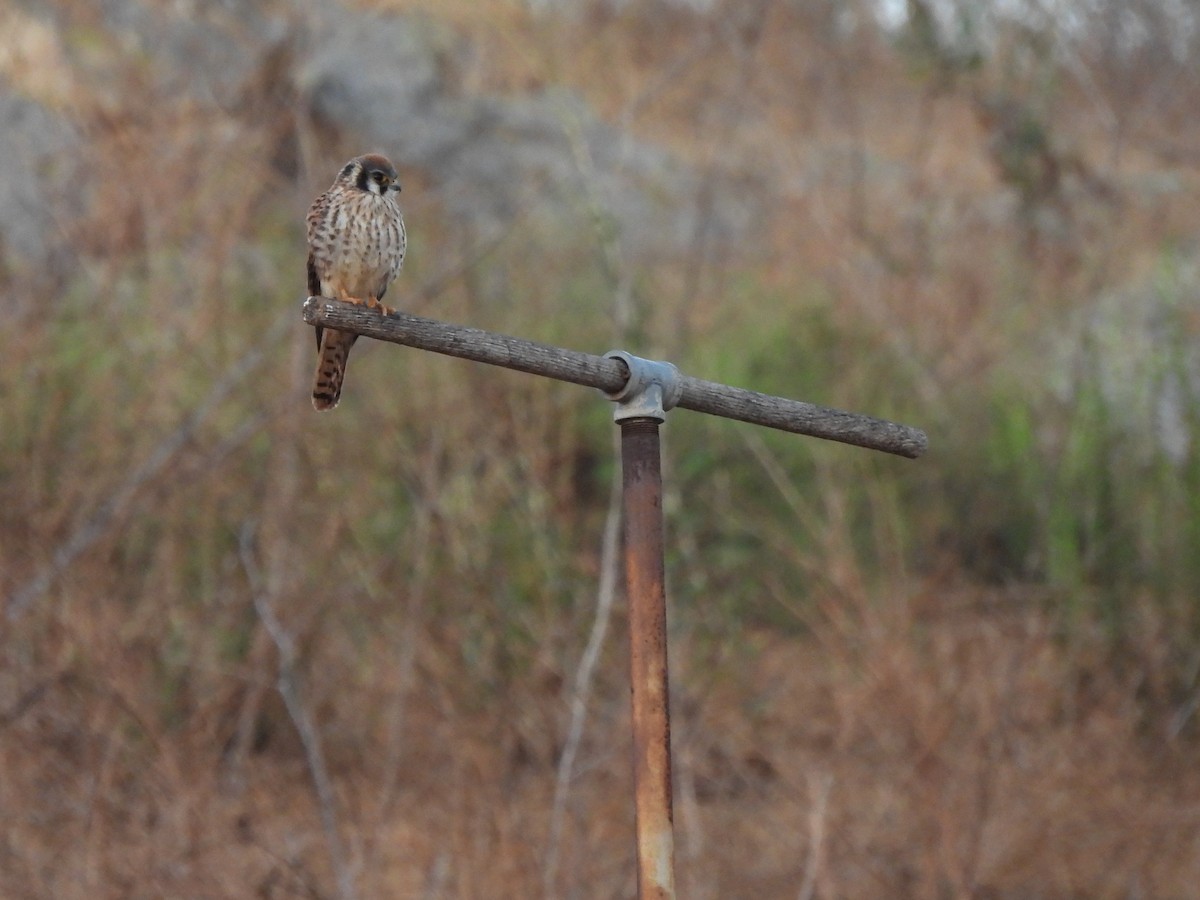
[301,297,928,459]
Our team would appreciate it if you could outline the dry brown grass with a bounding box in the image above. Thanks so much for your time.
[4,1,1200,897]
[7,578,1198,897]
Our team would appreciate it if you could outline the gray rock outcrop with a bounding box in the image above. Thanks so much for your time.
[297,9,756,259]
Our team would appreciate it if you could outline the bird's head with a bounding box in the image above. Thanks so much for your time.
[340,154,402,197]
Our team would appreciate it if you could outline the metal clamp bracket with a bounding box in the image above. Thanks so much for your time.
[603,350,683,423]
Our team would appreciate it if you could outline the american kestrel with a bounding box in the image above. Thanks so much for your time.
[306,154,407,410]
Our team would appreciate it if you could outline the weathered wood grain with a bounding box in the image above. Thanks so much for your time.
[301,297,928,458]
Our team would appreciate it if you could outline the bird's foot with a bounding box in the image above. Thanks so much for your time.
[364,296,395,317]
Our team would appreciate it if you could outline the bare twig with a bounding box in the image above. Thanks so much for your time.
[542,447,624,897]
[797,772,833,900]
[240,520,357,900]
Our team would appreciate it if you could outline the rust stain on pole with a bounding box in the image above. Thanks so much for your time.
[621,418,676,900]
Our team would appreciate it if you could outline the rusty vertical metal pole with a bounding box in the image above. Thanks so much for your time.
[621,417,676,900]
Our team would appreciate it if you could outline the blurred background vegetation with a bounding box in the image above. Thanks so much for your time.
[2,0,1200,897]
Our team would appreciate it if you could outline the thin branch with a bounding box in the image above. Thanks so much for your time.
[240,520,357,900]
[797,772,833,900]
[542,444,624,898]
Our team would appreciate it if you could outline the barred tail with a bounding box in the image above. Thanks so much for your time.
[312,330,354,411]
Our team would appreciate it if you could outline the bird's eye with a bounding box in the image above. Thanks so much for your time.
[373,172,385,183]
